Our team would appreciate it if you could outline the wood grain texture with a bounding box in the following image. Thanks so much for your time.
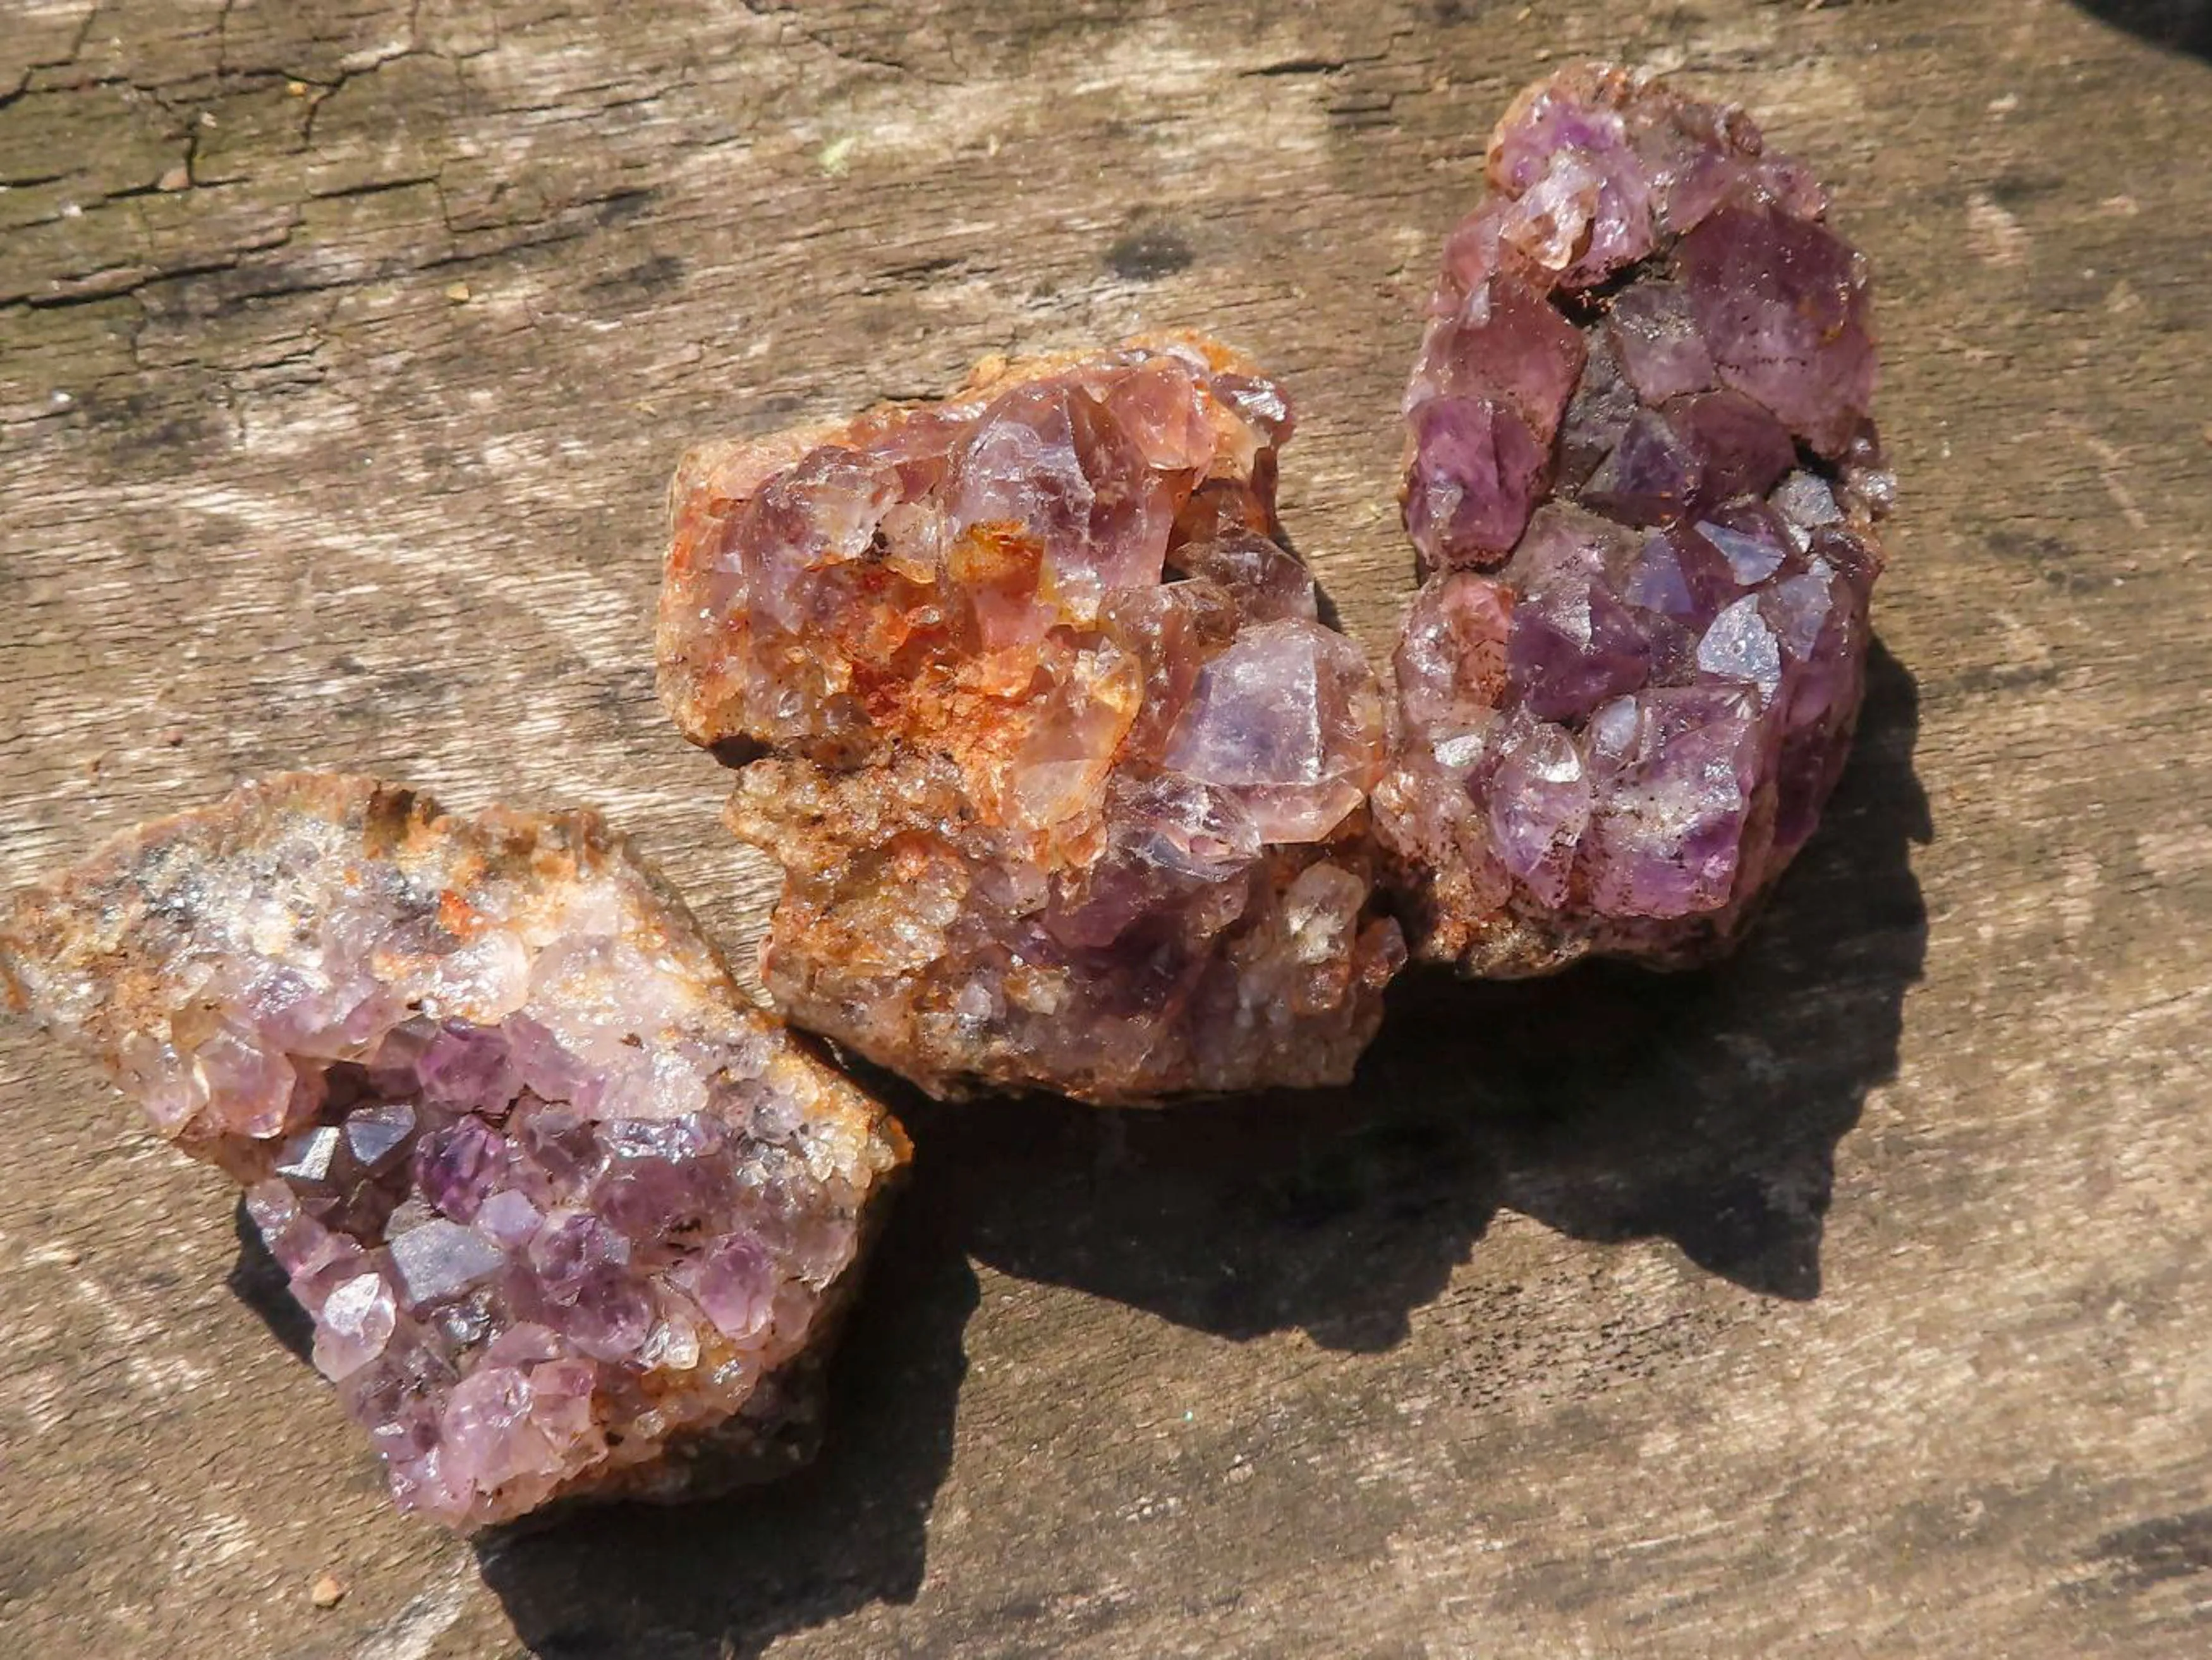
[2,1,2208,1655]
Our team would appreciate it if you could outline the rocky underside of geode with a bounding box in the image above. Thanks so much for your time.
[0,774,906,1529]
[661,336,1405,1105]
[1376,64,1892,975]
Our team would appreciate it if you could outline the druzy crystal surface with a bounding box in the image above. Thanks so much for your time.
[0,775,906,1529]
[660,337,1403,1104]
[1377,66,1892,973]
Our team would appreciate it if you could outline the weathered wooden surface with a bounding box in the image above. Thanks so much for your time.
[3,1,2208,1654]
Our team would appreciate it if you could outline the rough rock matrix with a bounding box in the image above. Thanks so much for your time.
[660,336,1403,1104]
[1378,65,1892,973]
[0,775,906,1529]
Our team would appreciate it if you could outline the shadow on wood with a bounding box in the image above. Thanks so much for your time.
[227,1200,318,1367]
[2072,0,2212,58]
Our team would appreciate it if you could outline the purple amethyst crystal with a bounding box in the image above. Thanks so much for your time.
[1376,65,1892,973]
[660,335,1404,1104]
[0,774,907,1529]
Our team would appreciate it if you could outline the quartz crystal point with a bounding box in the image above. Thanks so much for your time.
[1377,65,1892,973]
[660,336,1404,1103]
[0,775,907,1529]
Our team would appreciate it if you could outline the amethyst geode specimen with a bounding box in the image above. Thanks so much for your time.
[1375,65,1893,973]
[660,336,1403,1104]
[0,775,906,1529]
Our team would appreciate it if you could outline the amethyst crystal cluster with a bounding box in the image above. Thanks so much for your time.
[1375,65,1890,973]
[660,336,1404,1104]
[0,775,905,1529]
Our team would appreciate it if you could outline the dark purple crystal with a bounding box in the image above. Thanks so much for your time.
[1376,65,1891,973]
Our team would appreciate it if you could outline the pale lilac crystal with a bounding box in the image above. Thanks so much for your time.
[683,1233,777,1341]
[313,1271,398,1381]
[1488,719,1593,906]
[1376,66,1890,973]
[0,774,906,1529]
[661,337,1402,1103]
[1160,620,1381,844]
[475,1189,544,1249]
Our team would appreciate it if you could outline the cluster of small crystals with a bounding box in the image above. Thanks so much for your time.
[1376,66,1893,973]
[660,338,1404,1103]
[0,776,904,1529]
